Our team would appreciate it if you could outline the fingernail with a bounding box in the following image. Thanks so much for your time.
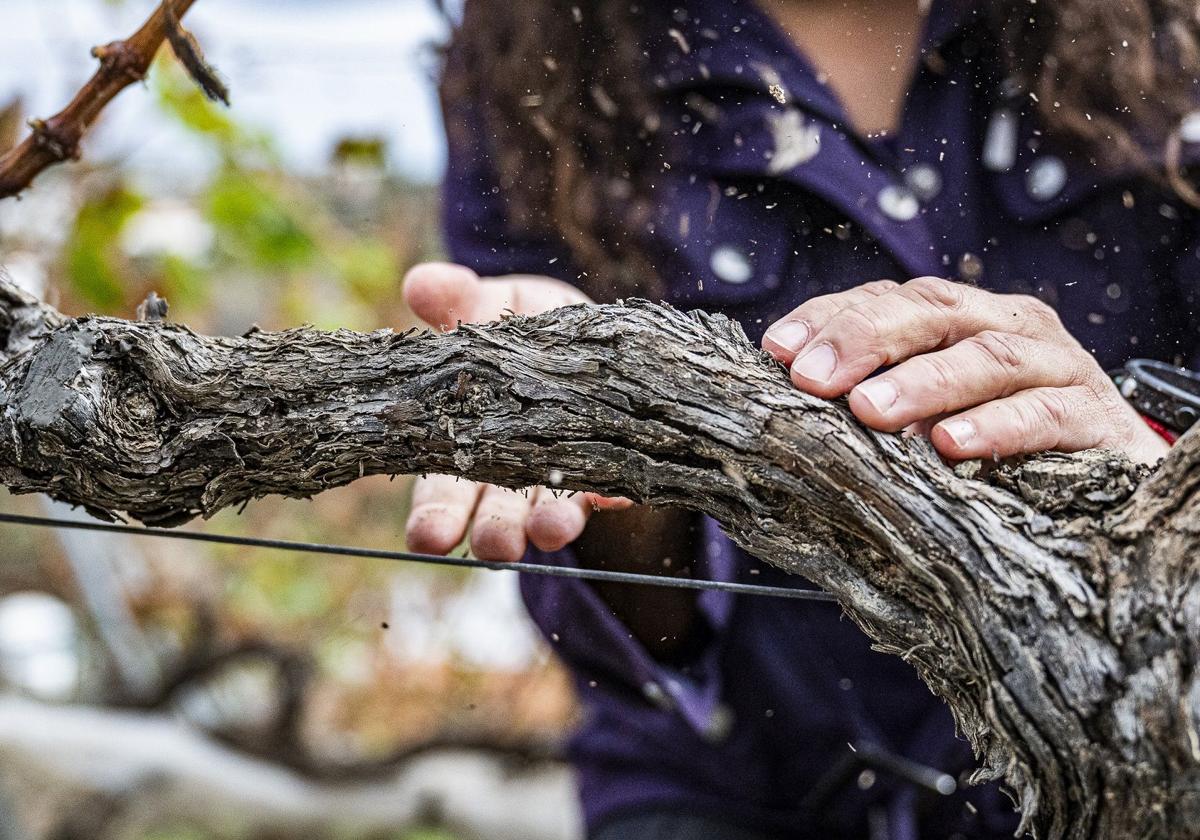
[855,378,899,414]
[763,320,810,354]
[791,343,838,384]
[940,419,976,448]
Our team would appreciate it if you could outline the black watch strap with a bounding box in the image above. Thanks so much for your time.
[1110,358,1200,434]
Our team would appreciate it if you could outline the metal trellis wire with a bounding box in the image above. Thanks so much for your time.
[0,511,838,603]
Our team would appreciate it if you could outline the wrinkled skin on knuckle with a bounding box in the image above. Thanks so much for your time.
[835,304,887,348]
[1013,293,1068,338]
[903,275,966,312]
[1089,381,1144,450]
[916,352,958,397]
[965,330,1029,395]
[864,278,901,295]
[969,330,1025,373]
[1063,347,1101,388]
[1030,388,1077,446]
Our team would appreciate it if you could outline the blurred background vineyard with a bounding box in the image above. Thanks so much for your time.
[0,2,579,839]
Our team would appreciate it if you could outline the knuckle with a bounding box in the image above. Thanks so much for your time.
[864,279,901,295]
[1028,388,1074,434]
[968,330,1026,375]
[916,353,958,395]
[1014,294,1065,334]
[1004,399,1043,442]
[1084,381,1138,445]
[835,304,886,345]
[1067,348,1103,387]
[903,276,965,312]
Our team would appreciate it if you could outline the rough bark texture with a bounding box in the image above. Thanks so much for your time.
[0,278,1197,839]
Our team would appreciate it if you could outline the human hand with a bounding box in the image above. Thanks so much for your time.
[402,262,632,561]
[761,276,1169,465]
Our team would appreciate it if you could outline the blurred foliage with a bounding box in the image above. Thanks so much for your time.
[65,184,145,310]
[45,56,442,333]
[0,29,574,840]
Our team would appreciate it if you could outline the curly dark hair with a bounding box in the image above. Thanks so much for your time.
[440,1,1200,301]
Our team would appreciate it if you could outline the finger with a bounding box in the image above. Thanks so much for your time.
[405,474,485,555]
[848,331,1093,432]
[788,276,1073,398]
[470,485,535,562]
[761,280,900,364]
[526,490,635,552]
[403,262,484,331]
[527,487,594,552]
[588,493,635,511]
[403,262,590,330]
[472,274,591,320]
[930,386,1120,460]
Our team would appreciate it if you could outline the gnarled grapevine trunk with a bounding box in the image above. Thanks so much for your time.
[0,279,1196,839]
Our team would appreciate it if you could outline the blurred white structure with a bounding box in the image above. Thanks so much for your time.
[0,593,78,698]
[0,693,581,840]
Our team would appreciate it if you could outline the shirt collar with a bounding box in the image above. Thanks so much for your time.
[652,0,979,128]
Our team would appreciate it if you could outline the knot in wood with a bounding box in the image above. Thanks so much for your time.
[91,40,147,82]
[100,375,162,453]
[432,371,495,418]
[28,118,80,163]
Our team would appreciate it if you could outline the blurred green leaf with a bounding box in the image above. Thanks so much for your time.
[227,554,333,622]
[331,136,388,168]
[158,252,209,311]
[400,830,463,840]
[206,170,316,271]
[153,56,264,156]
[140,825,210,840]
[335,238,400,300]
[64,186,144,311]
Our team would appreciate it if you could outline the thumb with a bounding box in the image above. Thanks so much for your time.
[403,262,482,331]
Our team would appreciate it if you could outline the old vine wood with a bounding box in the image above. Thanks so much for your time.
[0,277,1197,839]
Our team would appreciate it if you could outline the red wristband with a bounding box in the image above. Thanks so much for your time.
[1143,415,1178,445]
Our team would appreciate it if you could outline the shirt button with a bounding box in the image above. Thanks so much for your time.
[1026,155,1067,202]
[1181,110,1200,144]
[877,184,919,222]
[904,163,942,201]
[709,245,753,284]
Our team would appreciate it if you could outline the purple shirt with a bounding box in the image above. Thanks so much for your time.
[441,1,1200,837]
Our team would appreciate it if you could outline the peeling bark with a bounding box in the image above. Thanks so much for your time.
[0,279,1197,839]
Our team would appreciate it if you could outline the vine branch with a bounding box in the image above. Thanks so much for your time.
[0,0,224,200]
[0,281,1196,837]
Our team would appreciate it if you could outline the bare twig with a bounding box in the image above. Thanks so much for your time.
[162,0,229,105]
[0,0,215,200]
